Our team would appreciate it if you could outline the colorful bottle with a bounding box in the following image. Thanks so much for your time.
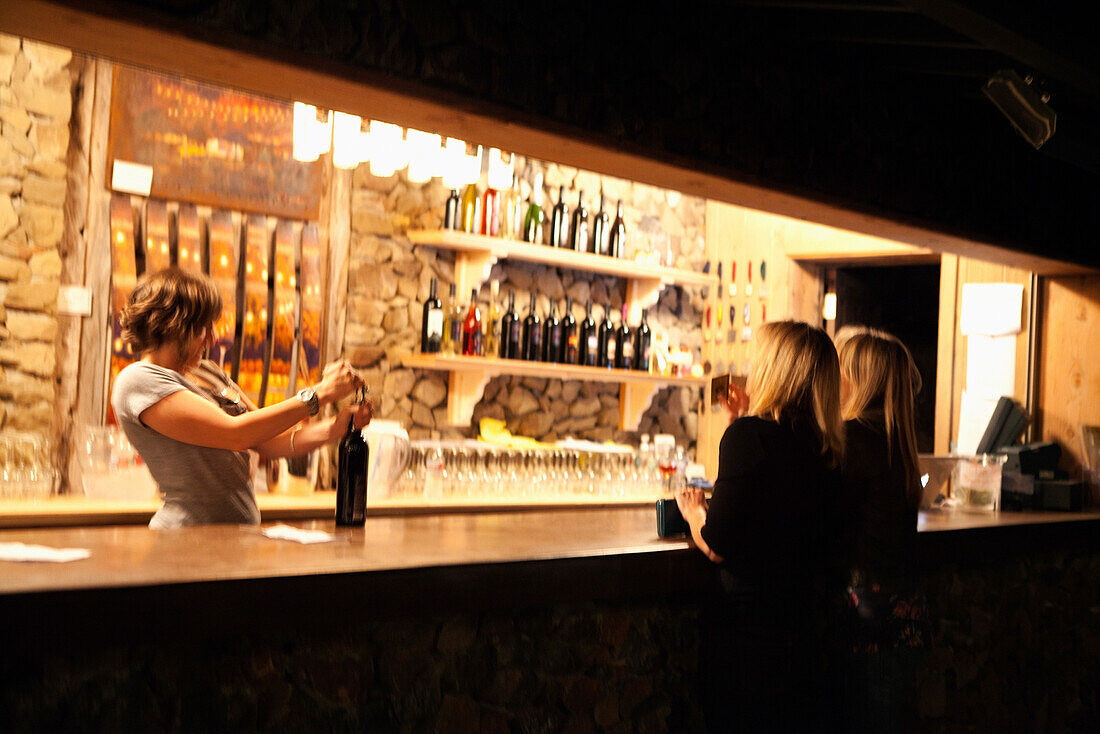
[443,188,460,230]
[633,308,652,372]
[615,304,633,370]
[521,292,542,361]
[569,190,589,252]
[421,277,443,353]
[578,299,597,366]
[542,300,562,363]
[481,185,501,237]
[592,193,610,256]
[523,173,545,244]
[461,288,482,356]
[500,290,520,359]
[608,199,626,258]
[442,283,462,355]
[459,183,479,234]
[550,185,569,248]
[560,296,577,364]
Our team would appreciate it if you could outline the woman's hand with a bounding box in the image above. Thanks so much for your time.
[675,486,724,563]
[722,381,749,425]
[675,486,709,527]
[326,397,375,443]
[314,360,364,405]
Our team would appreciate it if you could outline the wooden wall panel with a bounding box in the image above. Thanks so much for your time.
[936,258,1034,453]
[1037,276,1100,473]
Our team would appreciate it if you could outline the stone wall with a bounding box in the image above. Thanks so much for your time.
[344,156,706,451]
[0,34,72,444]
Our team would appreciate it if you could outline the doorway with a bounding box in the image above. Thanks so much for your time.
[829,263,941,453]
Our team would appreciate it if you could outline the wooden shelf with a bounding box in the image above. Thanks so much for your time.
[407,229,716,319]
[400,352,707,431]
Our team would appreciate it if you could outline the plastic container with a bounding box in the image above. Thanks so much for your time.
[952,454,1007,512]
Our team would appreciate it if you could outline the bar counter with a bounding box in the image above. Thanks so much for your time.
[2,506,1098,732]
[1,505,1097,598]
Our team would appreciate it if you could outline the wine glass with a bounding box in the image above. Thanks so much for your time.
[656,442,679,496]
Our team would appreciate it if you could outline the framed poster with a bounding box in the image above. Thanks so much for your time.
[107,64,323,220]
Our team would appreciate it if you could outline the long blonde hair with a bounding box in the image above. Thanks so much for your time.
[747,320,844,467]
[836,326,923,506]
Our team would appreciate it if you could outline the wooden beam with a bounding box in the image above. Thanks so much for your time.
[1,1,1094,277]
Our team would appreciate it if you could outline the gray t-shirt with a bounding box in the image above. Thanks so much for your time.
[111,362,259,529]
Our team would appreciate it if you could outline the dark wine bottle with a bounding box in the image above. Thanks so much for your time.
[461,288,482,356]
[615,304,633,370]
[550,185,569,248]
[421,277,443,353]
[542,301,561,363]
[444,189,460,230]
[500,290,520,359]
[560,296,577,364]
[592,193,610,256]
[608,199,626,258]
[521,292,542,361]
[578,299,597,366]
[633,308,652,372]
[596,305,615,369]
[569,190,589,252]
[335,401,367,526]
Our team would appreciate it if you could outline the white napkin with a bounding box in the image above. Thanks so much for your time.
[0,541,91,563]
[261,524,337,544]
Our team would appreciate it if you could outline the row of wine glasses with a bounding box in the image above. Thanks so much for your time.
[0,433,57,500]
[391,439,686,503]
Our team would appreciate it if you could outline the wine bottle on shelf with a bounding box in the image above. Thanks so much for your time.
[485,280,501,357]
[501,171,522,240]
[335,389,368,526]
[608,199,626,258]
[633,307,652,372]
[500,289,520,359]
[560,296,577,364]
[461,288,482,356]
[592,193,610,256]
[444,188,460,230]
[569,190,589,252]
[597,305,615,368]
[481,184,501,237]
[550,185,569,248]
[542,300,562,363]
[421,276,443,353]
[459,183,480,234]
[615,304,633,370]
[578,299,597,366]
[442,283,462,355]
[521,292,542,361]
[523,173,546,244]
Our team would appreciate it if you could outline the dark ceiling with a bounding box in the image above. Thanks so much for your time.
[42,0,1100,266]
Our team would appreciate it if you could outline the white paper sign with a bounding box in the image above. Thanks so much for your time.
[956,390,1001,456]
[960,283,1024,336]
[965,334,1016,399]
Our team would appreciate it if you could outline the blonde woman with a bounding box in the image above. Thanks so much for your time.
[112,268,372,529]
[676,320,847,733]
[836,326,931,732]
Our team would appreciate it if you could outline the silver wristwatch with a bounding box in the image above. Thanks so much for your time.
[296,387,319,416]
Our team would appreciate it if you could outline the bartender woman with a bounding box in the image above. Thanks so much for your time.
[111,267,373,529]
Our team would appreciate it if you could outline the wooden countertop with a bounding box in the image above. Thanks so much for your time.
[1,506,1098,598]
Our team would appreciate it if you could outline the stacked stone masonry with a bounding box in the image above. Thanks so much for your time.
[345,156,707,450]
[0,34,72,442]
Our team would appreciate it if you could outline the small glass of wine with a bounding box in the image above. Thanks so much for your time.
[657,444,682,496]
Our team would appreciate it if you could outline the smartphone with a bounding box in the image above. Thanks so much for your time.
[710,373,747,411]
